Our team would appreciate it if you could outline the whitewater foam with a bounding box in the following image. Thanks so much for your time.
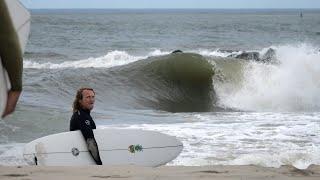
[103,111,320,169]
[24,50,144,69]
[0,144,27,166]
[196,49,243,58]
[216,43,320,111]
[23,50,173,69]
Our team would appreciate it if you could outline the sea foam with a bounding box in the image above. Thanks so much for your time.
[216,43,320,111]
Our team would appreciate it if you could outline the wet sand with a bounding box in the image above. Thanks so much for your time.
[0,165,319,180]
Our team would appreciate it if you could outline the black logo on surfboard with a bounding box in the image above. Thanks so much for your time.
[71,148,80,156]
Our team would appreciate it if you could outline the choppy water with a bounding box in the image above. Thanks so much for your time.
[1,9,320,169]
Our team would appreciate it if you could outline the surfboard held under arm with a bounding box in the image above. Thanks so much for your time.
[23,129,183,167]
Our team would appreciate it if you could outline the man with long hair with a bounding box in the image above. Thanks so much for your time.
[70,87,102,165]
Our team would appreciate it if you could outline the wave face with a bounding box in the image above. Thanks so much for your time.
[133,53,215,112]
[23,52,215,112]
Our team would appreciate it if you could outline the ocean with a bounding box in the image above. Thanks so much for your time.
[0,9,319,169]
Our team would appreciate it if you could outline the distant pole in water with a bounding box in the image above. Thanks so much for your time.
[300,12,303,18]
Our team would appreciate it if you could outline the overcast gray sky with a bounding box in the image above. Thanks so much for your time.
[20,0,320,9]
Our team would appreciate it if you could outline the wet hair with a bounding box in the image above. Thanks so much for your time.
[72,88,95,112]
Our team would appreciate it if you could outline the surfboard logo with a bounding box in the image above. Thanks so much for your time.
[85,120,90,126]
[128,144,143,153]
[71,147,80,156]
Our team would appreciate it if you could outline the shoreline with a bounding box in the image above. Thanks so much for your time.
[0,165,319,180]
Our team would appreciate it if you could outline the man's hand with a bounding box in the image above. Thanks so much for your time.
[1,90,21,118]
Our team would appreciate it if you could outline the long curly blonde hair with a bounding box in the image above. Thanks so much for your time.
[72,88,95,112]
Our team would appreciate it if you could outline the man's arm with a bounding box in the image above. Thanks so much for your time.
[1,91,21,118]
[0,0,23,118]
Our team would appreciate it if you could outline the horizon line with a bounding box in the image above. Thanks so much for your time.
[28,8,320,10]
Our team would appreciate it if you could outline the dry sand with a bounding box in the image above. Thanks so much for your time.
[0,165,319,180]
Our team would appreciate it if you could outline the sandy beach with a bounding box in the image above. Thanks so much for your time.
[0,165,319,180]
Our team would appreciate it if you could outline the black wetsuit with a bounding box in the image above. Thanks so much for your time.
[0,0,23,91]
[70,108,102,165]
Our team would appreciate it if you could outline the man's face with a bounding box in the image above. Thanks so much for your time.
[79,89,95,111]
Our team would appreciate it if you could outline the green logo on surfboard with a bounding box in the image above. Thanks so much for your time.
[128,144,143,153]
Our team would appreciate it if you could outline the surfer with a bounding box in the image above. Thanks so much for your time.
[0,0,23,118]
[70,88,103,165]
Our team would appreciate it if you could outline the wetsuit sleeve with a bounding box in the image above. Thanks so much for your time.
[86,138,102,165]
[78,114,102,165]
[0,0,23,91]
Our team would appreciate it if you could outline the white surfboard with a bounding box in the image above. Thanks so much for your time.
[0,0,31,116]
[0,60,8,116]
[23,129,183,167]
